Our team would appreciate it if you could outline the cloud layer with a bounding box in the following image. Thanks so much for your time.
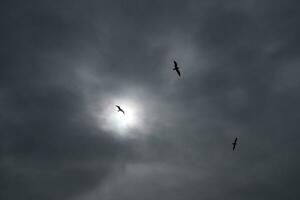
[1,0,300,199]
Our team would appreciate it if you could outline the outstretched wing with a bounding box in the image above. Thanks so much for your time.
[121,109,125,115]
[175,68,181,76]
[232,137,237,151]
[173,61,177,67]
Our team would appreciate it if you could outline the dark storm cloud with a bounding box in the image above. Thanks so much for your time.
[1,0,300,200]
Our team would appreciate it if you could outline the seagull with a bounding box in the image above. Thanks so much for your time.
[173,60,181,77]
[232,137,238,151]
[115,105,125,115]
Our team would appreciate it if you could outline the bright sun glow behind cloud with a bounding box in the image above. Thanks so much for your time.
[110,104,138,130]
[94,97,146,137]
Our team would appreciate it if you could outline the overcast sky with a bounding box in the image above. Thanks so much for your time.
[1,0,300,199]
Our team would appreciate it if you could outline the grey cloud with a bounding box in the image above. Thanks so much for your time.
[1,0,300,200]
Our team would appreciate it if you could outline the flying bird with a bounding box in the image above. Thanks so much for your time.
[173,60,181,77]
[232,137,238,151]
[115,105,125,115]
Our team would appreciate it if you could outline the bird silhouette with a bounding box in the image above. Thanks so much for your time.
[232,137,238,151]
[115,105,125,115]
[173,60,181,77]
